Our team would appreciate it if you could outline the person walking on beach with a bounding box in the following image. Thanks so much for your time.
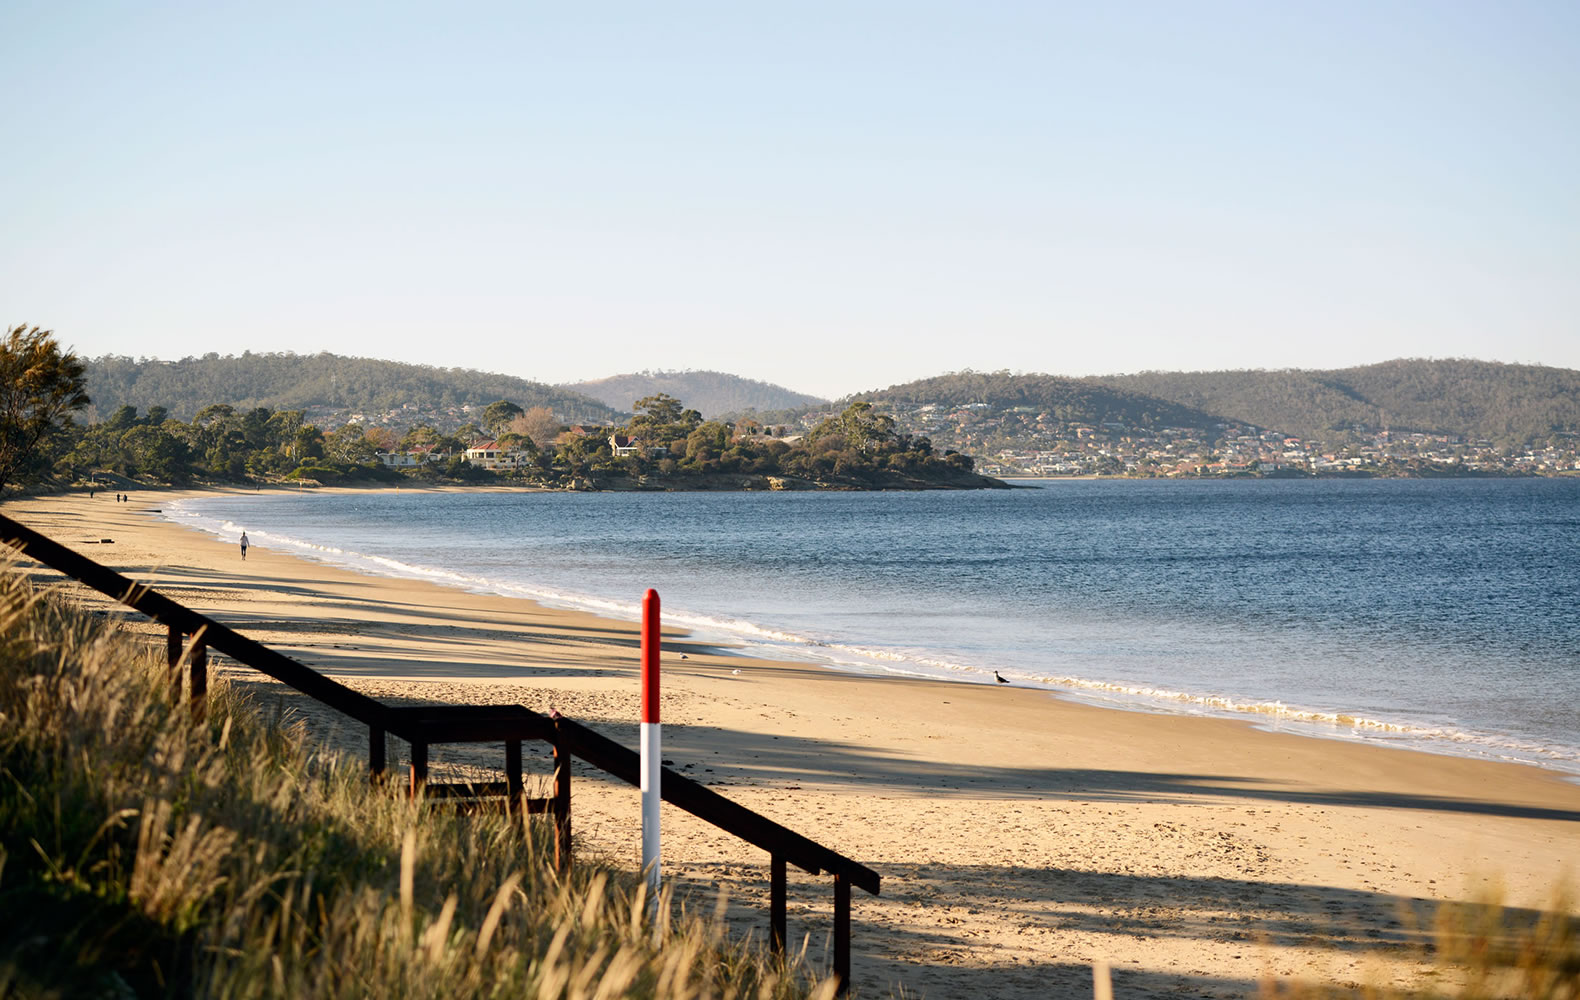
[240,531,249,560]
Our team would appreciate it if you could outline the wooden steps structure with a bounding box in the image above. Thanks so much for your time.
[0,511,880,992]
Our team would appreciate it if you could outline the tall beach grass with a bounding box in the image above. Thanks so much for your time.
[0,562,837,999]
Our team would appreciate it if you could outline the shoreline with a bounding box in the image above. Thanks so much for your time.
[162,484,1580,782]
[5,486,1580,998]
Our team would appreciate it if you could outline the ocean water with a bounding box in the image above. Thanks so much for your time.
[165,478,1580,775]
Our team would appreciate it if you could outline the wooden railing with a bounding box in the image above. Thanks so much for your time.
[0,511,880,991]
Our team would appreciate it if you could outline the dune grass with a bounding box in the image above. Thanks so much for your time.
[1258,886,1580,999]
[0,564,836,999]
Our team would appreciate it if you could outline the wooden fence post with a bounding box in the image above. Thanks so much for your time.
[505,739,523,818]
[409,741,428,797]
[553,732,572,872]
[369,724,386,782]
[166,625,183,703]
[834,873,851,995]
[189,638,208,721]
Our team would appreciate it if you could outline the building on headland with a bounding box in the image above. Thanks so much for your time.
[463,440,529,471]
[608,434,668,458]
[376,445,448,468]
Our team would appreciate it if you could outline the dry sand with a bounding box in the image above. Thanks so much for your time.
[5,487,1579,998]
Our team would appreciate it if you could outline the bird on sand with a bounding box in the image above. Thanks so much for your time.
[994,671,1009,684]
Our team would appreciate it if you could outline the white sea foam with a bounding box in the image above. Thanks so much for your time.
[161,495,1580,777]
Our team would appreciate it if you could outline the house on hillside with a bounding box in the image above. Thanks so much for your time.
[377,445,448,468]
[609,434,668,458]
[464,440,528,470]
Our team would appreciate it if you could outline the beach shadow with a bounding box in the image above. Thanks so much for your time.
[119,565,654,638]
[669,853,1492,1000]
[237,676,1580,826]
[638,723,1580,825]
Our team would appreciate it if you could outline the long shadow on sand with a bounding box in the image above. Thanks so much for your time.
[286,678,1580,825]
[683,850,1543,999]
[644,720,1580,824]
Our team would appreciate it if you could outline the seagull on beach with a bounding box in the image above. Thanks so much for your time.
[994,671,1009,684]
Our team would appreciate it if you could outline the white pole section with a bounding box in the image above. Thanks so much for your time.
[640,589,661,901]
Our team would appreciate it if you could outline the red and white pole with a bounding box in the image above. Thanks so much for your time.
[640,589,661,900]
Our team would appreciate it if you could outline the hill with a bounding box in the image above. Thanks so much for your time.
[564,370,827,418]
[853,371,1226,430]
[83,352,622,429]
[1097,359,1580,446]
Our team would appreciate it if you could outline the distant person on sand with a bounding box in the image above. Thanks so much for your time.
[240,531,249,560]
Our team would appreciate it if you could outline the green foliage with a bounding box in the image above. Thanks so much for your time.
[482,399,524,435]
[287,462,402,485]
[629,394,704,446]
[0,325,91,496]
[607,398,989,488]
[51,386,992,491]
[0,565,836,998]
[65,404,320,485]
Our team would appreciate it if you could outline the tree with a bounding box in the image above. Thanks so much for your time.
[631,393,685,427]
[293,425,325,463]
[119,424,192,483]
[835,401,896,453]
[684,421,732,466]
[104,404,140,431]
[325,423,376,465]
[510,406,561,448]
[363,426,399,453]
[482,400,524,435]
[0,325,90,495]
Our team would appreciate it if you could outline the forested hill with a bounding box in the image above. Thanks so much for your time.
[855,371,1225,430]
[1097,360,1580,445]
[83,353,622,428]
[564,370,827,417]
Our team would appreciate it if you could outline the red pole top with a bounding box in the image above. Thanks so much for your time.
[641,588,660,723]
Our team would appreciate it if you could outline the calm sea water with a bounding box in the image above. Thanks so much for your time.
[166,479,1580,775]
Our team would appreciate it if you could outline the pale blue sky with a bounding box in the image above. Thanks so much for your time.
[3,1,1575,399]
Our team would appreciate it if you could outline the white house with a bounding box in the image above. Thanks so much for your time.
[608,434,667,458]
[377,445,447,468]
[464,440,528,470]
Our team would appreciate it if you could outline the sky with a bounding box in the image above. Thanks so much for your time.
[3,2,1576,400]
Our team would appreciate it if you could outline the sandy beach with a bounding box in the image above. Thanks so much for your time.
[5,487,1579,998]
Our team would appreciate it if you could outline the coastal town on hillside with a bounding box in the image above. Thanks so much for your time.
[834,401,1580,478]
[334,399,1580,480]
[975,424,1580,478]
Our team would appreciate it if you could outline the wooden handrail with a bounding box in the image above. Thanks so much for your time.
[0,511,388,726]
[554,715,882,895]
[0,508,880,991]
